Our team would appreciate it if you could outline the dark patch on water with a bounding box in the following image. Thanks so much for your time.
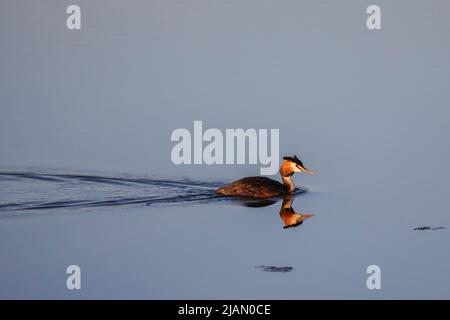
[256,265,294,273]
[414,226,445,231]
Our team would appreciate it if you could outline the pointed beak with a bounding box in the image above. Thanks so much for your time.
[298,165,315,175]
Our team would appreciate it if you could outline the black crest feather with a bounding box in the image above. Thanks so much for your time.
[283,155,304,167]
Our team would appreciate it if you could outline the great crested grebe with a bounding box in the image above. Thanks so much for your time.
[215,155,314,198]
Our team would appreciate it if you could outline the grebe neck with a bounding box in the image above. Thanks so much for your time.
[281,175,295,193]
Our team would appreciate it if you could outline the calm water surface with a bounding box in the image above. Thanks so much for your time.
[1,0,450,298]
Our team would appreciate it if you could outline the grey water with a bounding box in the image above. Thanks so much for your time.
[1,0,450,299]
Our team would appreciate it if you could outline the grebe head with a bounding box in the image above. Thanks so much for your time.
[279,155,315,177]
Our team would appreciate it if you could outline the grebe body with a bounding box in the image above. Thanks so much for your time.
[216,176,286,198]
[215,156,314,198]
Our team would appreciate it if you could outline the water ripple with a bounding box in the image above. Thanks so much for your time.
[0,170,226,212]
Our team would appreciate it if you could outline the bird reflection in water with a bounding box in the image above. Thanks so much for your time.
[232,193,314,229]
[278,194,314,229]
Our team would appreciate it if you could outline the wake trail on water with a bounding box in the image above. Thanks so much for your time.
[0,170,229,212]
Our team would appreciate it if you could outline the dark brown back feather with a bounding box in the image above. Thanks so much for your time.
[215,176,286,198]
